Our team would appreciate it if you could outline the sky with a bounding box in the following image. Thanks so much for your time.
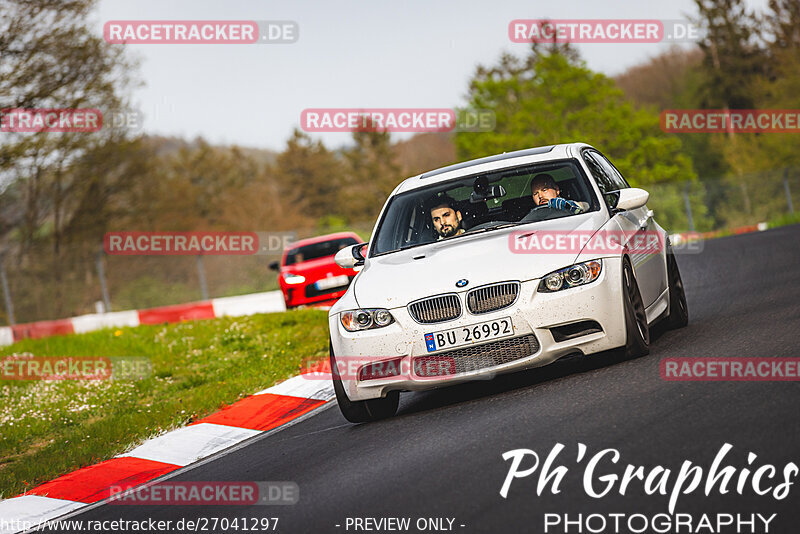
[94,0,770,152]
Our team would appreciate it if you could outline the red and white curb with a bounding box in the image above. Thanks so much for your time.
[0,372,334,533]
[669,221,769,246]
[0,291,287,347]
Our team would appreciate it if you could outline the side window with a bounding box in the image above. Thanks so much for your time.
[595,152,629,190]
[582,150,617,195]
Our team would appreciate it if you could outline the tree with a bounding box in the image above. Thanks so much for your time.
[273,129,346,221]
[342,128,402,222]
[392,132,456,178]
[690,0,800,225]
[0,0,137,246]
[691,0,765,178]
[616,47,729,180]
[733,0,800,171]
[615,47,704,110]
[455,44,696,187]
[693,0,766,109]
[0,0,137,319]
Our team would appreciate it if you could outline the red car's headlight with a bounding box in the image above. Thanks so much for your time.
[283,273,305,285]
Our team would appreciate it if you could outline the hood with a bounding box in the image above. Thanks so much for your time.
[281,255,339,274]
[352,212,607,309]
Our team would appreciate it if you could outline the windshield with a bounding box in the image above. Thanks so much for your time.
[371,159,598,256]
[284,237,358,265]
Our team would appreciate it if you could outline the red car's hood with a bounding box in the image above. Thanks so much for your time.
[282,255,349,277]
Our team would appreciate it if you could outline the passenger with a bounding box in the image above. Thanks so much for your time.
[530,174,588,214]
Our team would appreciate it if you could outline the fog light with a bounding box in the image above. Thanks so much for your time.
[359,358,403,381]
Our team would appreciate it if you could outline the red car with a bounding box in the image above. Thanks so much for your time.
[270,232,363,309]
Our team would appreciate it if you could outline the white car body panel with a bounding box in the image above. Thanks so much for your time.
[353,212,607,310]
[329,143,673,402]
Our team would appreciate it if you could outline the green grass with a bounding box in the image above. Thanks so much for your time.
[767,212,800,229]
[0,309,330,499]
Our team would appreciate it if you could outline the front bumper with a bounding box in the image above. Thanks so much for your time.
[283,277,353,308]
[329,257,627,401]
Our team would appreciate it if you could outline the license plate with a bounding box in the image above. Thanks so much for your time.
[315,275,349,290]
[424,317,514,352]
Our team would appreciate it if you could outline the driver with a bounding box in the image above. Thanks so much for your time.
[530,174,587,214]
[428,195,465,239]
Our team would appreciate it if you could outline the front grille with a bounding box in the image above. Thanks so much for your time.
[413,334,539,376]
[466,281,520,314]
[408,294,461,324]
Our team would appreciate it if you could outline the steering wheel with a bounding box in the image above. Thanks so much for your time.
[520,204,559,223]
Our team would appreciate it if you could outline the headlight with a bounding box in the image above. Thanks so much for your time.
[283,273,305,285]
[538,260,602,293]
[374,309,393,327]
[341,309,395,331]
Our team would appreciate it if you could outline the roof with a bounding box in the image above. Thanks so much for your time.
[393,143,591,195]
[419,145,555,179]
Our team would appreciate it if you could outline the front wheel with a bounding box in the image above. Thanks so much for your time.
[330,342,399,423]
[622,258,649,358]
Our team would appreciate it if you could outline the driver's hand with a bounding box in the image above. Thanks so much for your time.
[548,197,584,214]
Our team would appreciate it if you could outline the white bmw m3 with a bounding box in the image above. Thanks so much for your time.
[329,143,688,422]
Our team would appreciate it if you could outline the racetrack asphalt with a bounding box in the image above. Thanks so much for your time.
[43,224,800,533]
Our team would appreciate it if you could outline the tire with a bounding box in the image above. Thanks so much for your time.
[330,341,399,423]
[666,247,689,329]
[622,257,650,358]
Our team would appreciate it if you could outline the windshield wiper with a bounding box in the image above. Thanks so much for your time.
[381,223,520,255]
[466,222,519,234]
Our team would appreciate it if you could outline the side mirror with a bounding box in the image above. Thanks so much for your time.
[610,188,649,211]
[268,260,280,271]
[335,243,368,269]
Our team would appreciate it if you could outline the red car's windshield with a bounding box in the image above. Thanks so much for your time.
[284,237,358,266]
